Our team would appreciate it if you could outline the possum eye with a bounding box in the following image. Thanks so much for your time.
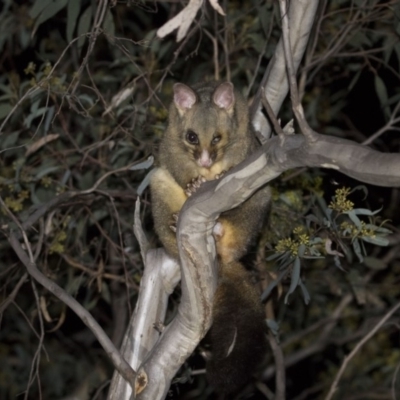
[186,130,199,144]
[211,135,221,145]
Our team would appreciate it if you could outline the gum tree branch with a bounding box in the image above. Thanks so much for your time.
[108,200,181,400]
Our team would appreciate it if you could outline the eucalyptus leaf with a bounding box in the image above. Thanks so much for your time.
[29,0,52,19]
[361,236,389,246]
[363,256,387,270]
[24,107,48,129]
[103,8,115,40]
[33,0,68,35]
[284,257,301,304]
[374,75,390,119]
[347,210,362,229]
[77,6,93,49]
[349,207,382,216]
[261,270,286,302]
[35,165,61,179]
[298,278,310,305]
[352,238,364,263]
[130,156,154,171]
[44,106,55,133]
[0,103,13,120]
[0,130,21,150]
[67,0,81,43]
[137,169,154,196]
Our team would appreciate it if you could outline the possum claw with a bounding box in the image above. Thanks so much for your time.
[169,224,177,233]
[185,175,206,196]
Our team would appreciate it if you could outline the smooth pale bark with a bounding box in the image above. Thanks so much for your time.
[252,0,319,139]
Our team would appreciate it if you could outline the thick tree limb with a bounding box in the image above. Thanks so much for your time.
[157,0,225,42]
[108,249,180,399]
[108,199,180,400]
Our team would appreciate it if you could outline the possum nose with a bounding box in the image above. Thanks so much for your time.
[198,149,213,168]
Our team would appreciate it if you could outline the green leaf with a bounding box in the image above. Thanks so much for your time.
[77,6,93,50]
[67,0,81,43]
[348,69,362,92]
[349,207,382,216]
[297,244,306,257]
[130,156,154,171]
[24,106,48,129]
[350,185,368,199]
[0,103,13,120]
[35,165,61,179]
[298,279,310,305]
[370,226,391,234]
[261,270,286,301]
[285,257,301,304]
[374,75,390,119]
[103,8,115,40]
[0,131,21,150]
[361,236,389,246]
[352,238,364,263]
[29,0,52,19]
[347,210,362,229]
[44,106,55,133]
[363,256,387,270]
[347,269,366,305]
[33,0,68,35]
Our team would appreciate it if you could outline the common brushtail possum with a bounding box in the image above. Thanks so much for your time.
[150,81,271,394]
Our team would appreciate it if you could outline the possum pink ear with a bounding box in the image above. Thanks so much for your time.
[173,83,197,111]
[213,82,235,111]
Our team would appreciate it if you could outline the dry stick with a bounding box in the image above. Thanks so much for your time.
[261,88,284,137]
[222,0,230,81]
[24,280,46,400]
[391,360,400,400]
[363,102,400,146]
[204,29,219,81]
[0,272,28,315]
[278,0,317,142]
[325,299,400,400]
[268,333,286,400]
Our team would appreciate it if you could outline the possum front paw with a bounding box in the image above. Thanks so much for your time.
[214,170,227,180]
[185,175,206,197]
[169,213,179,232]
[212,221,224,240]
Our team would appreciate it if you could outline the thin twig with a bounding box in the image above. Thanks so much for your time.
[268,333,286,400]
[24,280,46,400]
[261,88,284,137]
[0,272,28,315]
